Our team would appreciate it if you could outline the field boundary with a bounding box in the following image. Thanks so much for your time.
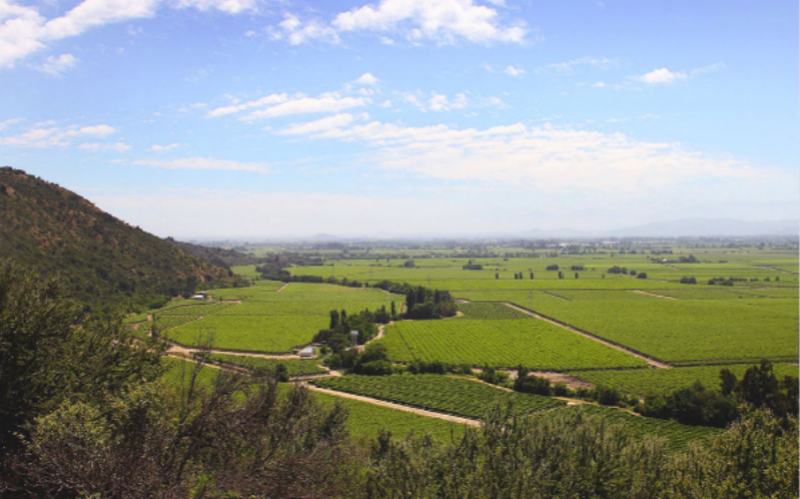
[502,302,672,369]
[302,384,479,426]
[632,290,678,300]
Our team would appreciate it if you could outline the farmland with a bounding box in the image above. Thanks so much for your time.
[158,281,403,352]
[152,241,798,454]
[379,318,649,369]
[538,405,721,452]
[569,363,800,396]
[206,354,329,376]
[313,374,566,419]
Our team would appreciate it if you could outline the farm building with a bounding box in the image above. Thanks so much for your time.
[299,346,315,359]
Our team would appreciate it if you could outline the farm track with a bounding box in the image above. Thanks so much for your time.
[301,384,480,426]
[502,302,671,369]
[632,290,678,300]
[276,282,289,292]
[756,265,797,275]
[542,291,570,301]
[167,342,303,359]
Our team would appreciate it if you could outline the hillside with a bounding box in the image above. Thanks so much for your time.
[167,238,259,268]
[0,166,235,314]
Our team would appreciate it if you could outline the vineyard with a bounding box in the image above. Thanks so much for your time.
[379,319,648,370]
[313,374,566,419]
[539,405,721,452]
[568,363,800,396]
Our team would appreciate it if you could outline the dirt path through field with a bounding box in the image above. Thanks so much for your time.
[167,343,302,359]
[276,282,289,292]
[632,290,678,300]
[756,265,797,275]
[503,302,671,369]
[542,291,570,301]
[302,384,480,426]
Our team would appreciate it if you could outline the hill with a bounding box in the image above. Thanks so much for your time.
[0,166,236,314]
[167,238,259,268]
[522,218,799,239]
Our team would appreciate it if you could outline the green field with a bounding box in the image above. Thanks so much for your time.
[379,318,648,370]
[522,295,798,365]
[163,282,403,352]
[539,404,721,452]
[568,363,800,396]
[313,374,566,419]
[161,358,463,440]
[206,354,329,376]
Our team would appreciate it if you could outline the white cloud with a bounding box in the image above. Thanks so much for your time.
[504,64,525,76]
[131,156,269,173]
[379,99,392,108]
[428,92,468,111]
[269,0,526,47]
[267,13,340,45]
[277,113,359,136]
[536,57,617,74]
[0,122,116,147]
[481,62,494,72]
[639,67,687,85]
[638,62,725,85]
[0,0,258,69]
[33,52,78,75]
[354,72,380,85]
[151,142,181,151]
[0,118,22,130]
[79,141,131,152]
[172,0,257,15]
[209,92,369,121]
[591,81,606,88]
[272,118,788,201]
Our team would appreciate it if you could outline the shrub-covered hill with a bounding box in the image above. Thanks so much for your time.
[0,166,236,314]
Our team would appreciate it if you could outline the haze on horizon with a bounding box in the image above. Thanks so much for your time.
[1,0,798,239]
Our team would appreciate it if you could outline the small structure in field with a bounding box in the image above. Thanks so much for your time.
[299,346,315,359]
[350,330,359,347]
[191,291,210,300]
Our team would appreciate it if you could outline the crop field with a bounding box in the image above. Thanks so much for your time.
[539,405,721,452]
[157,282,402,352]
[167,315,327,352]
[567,363,800,396]
[456,302,532,320]
[207,354,328,376]
[313,374,566,419]
[379,319,648,370]
[526,295,799,365]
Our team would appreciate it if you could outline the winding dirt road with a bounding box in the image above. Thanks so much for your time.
[632,290,678,300]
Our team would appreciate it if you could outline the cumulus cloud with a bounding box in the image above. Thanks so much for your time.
[33,52,78,75]
[504,64,525,76]
[637,63,724,85]
[278,113,359,136]
[131,156,269,173]
[0,122,116,147]
[354,72,380,85]
[269,0,526,47]
[639,67,687,85]
[208,92,369,121]
[428,92,468,111]
[0,0,258,69]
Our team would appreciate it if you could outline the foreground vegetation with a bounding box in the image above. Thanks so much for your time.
[2,263,797,498]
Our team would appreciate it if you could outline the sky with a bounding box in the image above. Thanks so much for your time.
[1,0,798,239]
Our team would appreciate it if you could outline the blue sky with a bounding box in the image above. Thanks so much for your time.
[1,0,797,238]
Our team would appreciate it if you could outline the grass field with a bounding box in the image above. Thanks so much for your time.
[379,317,648,370]
[568,363,800,396]
[313,374,565,419]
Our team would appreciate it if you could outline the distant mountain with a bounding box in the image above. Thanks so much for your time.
[0,167,235,314]
[522,218,799,239]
